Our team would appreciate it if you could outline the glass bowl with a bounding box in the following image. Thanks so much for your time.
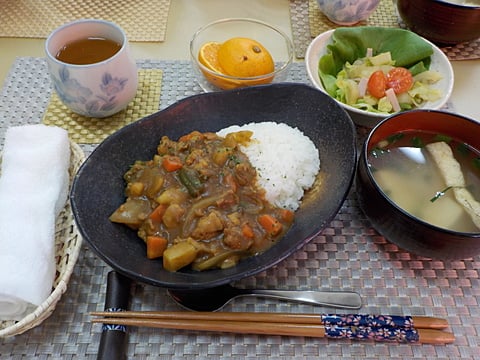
[190,18,293,92]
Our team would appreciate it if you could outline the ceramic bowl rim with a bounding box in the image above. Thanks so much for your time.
[409,0,480,10]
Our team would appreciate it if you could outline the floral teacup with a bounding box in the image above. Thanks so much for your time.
[45,19,138,118]
[316,0,380,25]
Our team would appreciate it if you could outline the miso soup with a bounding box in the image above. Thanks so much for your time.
[368,131,480,233]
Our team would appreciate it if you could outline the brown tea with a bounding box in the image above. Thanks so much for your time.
[55,37,122,65]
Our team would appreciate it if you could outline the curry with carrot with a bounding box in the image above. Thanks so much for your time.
[109,130,294,272]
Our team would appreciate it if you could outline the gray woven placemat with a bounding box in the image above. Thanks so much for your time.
[0,57,479,359]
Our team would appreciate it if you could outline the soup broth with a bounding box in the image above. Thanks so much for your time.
[368,131,480,233]
[442,0,480,7]
[55,37,122,65]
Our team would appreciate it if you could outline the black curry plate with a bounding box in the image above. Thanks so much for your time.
[70,83,356,289]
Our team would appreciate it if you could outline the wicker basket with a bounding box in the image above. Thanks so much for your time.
[0,141,85,337]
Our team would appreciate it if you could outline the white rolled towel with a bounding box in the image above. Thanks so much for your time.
[0,124,70,320]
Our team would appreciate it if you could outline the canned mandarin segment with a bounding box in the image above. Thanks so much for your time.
[198,37,274,90]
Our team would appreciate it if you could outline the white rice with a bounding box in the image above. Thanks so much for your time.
[217,122,320,211]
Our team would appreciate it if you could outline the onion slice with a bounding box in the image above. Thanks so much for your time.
[358,78,368,98]
[385,88,401,112]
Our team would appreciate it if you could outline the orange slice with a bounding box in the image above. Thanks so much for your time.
[198,42,238,90]
[198,41,224,74]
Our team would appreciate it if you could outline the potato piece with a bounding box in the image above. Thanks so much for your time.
[126,182,144,197]
[212,147,234,166]
[162,203,186,228]
[223,130,253,147]
[163,240,199,272]
[227,212,241,225]
[156,187,188,205]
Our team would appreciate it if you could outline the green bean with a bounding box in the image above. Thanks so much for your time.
[178,168,203,197]
[192,250,247,271]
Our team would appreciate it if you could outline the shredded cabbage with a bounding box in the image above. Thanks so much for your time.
[325,51,443,114]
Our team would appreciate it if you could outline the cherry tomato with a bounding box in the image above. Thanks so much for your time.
[386,67,413,94]
[367,70,387,98]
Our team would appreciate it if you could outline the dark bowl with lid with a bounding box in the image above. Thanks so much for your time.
[356,109,480,260]
[396,0,480,45]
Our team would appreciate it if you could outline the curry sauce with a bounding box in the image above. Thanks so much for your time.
[110,130,294,272]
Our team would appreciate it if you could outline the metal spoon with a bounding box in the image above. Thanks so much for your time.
[167,284,362,312]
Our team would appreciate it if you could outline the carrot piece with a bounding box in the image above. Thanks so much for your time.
[162,155,183,172]
[146,236,168,259]
[258,214,283,236]
[149,204,168,223]
[242,223,255,238]
[279,208,295,223]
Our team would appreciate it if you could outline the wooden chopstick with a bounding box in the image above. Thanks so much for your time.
[91,311,454,344]
[90,311,449,329]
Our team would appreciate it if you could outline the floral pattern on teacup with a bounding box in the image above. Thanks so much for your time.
[316,0,380,25]
[53,67,129,117]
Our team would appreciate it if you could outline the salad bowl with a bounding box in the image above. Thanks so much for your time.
[305,28,454,128]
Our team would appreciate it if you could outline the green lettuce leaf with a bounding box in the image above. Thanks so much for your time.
[319,27,434,96]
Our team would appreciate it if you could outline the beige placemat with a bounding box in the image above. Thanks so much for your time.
[0,0,171,42]
[42,69,162,144]
[309,0,398,36]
